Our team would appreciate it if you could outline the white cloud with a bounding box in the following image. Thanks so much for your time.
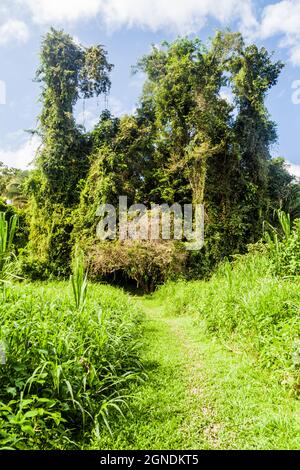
[258,0,300,66]
[286,161,300,179]
[5,0,300,68]
[19,0,101,24]
[0,19,29,45]
[98,0,257,34]
[77,108,99,130]
[0,135,41,169]
[18,0,257,33]
[108,96,134,116]
[259,1,300,38]
[220,87,234,104]
[72,35,82,47]
[290,45,300,66]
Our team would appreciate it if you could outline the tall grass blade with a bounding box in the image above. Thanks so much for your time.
[70,249,88,311]
[0,212,18,282]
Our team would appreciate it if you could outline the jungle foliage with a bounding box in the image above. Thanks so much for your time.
[6,29,300,289]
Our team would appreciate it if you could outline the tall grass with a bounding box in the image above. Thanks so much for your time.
[0,282,142,449]
[0,211,18,284]
[264,209,300,276]
[155,251,300,393]
[70,250,88,311]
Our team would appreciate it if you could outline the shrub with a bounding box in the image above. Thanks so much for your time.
[18,255,51,281]
[88,240,187,292]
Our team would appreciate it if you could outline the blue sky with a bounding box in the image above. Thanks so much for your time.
[0,0,300,175]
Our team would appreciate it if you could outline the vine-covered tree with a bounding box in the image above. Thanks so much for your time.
[27,29,113,274]
[36,28,113,205]
[134,32,285,272]
[228,39,284,242]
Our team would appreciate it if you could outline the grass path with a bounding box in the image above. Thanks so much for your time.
[91,296,300,450]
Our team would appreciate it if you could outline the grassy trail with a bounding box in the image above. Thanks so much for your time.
[92,296,300,450]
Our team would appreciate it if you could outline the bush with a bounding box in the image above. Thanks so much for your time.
[18,255,53,281]
[88,240,187,292]
[0,282,142,449]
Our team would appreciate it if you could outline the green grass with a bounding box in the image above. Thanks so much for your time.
[90,296,300,450]
[155,253,300,391]
[0,281,143,449]
[1,250,299,450]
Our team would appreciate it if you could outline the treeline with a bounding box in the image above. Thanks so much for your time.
[3,28,300,288]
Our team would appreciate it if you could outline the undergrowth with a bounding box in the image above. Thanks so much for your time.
[0,282,143,449]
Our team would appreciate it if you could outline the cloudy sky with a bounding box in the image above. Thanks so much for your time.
[0,0,300,175]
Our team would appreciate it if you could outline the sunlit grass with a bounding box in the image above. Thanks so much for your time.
[0,281,143,449]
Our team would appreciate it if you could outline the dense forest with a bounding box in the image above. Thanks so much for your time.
[1,28,299,289]
[0,29,299,451]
